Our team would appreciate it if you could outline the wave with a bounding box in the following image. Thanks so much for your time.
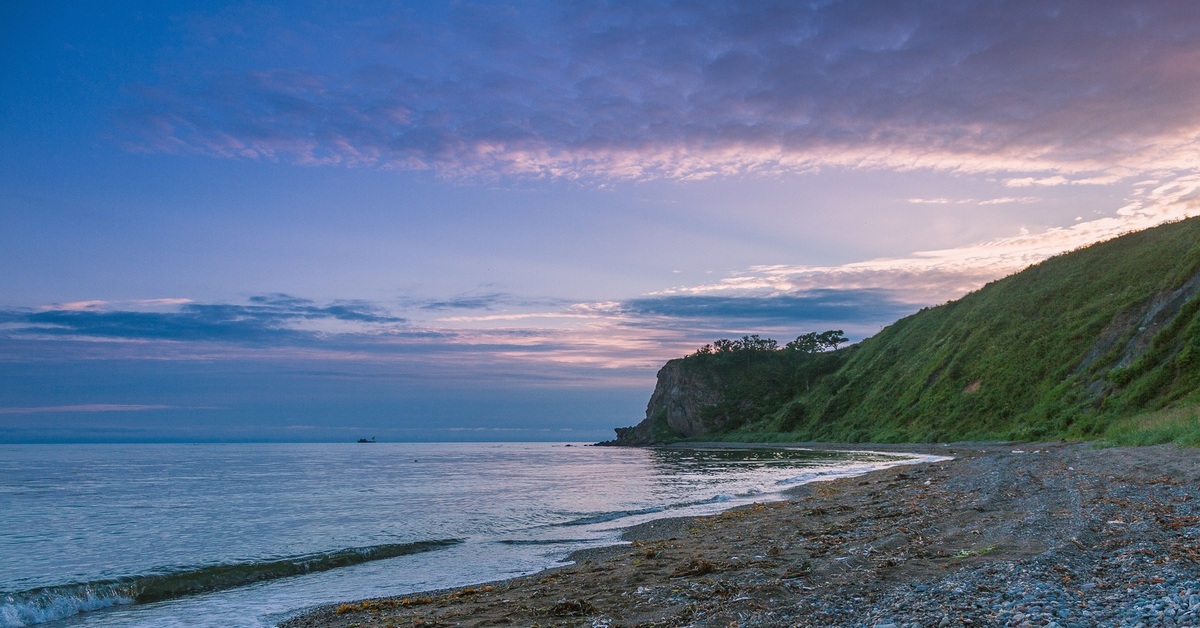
[773,461,915,487]
[774,467,852,486]
[556,494,735,528]
[0,539,460,627]
[497,538,595,546]
[557,506,666,527]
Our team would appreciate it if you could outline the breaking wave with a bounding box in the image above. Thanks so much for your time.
[556,494,734,528]
[0,539,460,627]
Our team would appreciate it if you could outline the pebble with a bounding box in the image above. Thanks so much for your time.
[282,444,1200,628]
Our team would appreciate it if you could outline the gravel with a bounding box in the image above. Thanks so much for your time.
[281,442,1200,628]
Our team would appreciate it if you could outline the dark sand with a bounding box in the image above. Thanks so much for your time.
[281,442,1200,627]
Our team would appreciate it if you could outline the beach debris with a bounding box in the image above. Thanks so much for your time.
[783,560,813,579]
[952,545,997,558]
[288,444,1200,628]
[333,595,435,615]
[546,598,597,617]
[443,585,492,601]
[672,557,717,577]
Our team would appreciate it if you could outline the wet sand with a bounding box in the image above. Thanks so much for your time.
[281,442,1200,627]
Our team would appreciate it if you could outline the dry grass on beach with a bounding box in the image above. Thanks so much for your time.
[282,442,1200,627]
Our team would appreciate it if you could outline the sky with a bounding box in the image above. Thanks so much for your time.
[3,1,1200,442]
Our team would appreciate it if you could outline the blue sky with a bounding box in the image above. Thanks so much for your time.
[3,1,1199,442]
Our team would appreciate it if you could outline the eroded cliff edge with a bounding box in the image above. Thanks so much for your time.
[606,217,1200,446]
[608,344,847,445]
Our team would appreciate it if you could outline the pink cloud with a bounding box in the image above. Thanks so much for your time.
[118,2,1200,183]
[659,172,1200,304]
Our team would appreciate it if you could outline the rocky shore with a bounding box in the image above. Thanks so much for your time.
[281,442,1200,627]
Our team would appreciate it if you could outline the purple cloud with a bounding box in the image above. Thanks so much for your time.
[12,294,404,344]
[121,1,1200,181]
[0,404,175,415]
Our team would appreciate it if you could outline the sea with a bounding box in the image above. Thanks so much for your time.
[0,442,945,627]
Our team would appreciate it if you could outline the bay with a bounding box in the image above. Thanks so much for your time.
[0,442,940,627]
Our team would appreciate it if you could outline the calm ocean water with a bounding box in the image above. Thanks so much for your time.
[0,442,942,627]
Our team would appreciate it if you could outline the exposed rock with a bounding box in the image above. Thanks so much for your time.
[1079,266,1200,402]
[609,359,732,445]
[604,217,1200,446]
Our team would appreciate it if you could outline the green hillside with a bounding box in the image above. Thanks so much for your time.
[615,217,1200,446]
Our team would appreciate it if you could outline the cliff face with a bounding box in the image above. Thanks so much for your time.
[609,344,847,445]
[612,360,729,445]
[608,217,1200,446]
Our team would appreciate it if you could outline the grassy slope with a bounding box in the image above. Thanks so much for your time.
[668,349,847,434]
[715,217,1200,444]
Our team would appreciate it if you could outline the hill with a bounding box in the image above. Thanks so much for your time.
[610,217,1200,445]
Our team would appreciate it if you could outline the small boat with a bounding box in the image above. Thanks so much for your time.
[357,437,376,443]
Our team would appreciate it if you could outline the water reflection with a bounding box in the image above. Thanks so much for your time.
[647,446,901,475]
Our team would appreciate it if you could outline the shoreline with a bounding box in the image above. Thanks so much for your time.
[281,442,1200,627]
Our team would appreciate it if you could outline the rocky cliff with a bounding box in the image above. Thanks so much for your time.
[607,217,1200,445]
[611,359,729,445]
[608,343,847,445]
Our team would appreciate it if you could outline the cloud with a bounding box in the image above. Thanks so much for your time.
[5,171,1198,374]
[978,197,1039,206]
[0,404,177,415]
[46,300,109,311]
[413,292,567,312]
[908,196,1039,205]
[660,173,1200,304]
[121,1,1200,182]
[8,294,406,344]
[420,293,513,311]
[0,286,913,378]
[623,291,914,327]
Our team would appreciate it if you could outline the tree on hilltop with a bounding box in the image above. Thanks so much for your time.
[689,330,848,358]
[785,330,847,353]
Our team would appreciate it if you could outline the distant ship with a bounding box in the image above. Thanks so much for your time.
[357,437,376,443]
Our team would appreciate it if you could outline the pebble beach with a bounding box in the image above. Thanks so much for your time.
[282,442,1200,627]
